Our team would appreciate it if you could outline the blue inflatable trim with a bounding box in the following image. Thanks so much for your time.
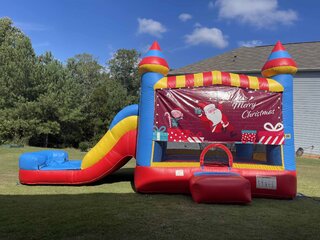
[19,150,81,171]
[109,104,139,129]
[40,160,81,170]
[193,172,240,177]
[267,50,293,61]
[143,50,165,59]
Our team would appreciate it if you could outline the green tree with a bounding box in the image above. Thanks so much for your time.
[33,52,84,147]
[65,54,105,145]
[66,53,132,144]
[0,17,38,144]
[0,17,37,107]
[67,53,102,96]
[107,49,140,97]
[87,75,128,142]
[0,17,141,147]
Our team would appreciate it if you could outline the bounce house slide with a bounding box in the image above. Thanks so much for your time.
[19,105,138,185]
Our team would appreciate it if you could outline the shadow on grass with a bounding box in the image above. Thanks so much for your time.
[88,168,136,191]
[90,168,135,184]
[297,193,320,204]
[0,193,319,240]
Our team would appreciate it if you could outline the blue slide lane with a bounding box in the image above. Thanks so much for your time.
[109,104,139,129]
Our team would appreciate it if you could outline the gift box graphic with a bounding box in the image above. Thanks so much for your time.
[152,126,168,141]
[168,128,205,143]
[241,130,257,144]
[258,122,285,145]
[168,128,190,142]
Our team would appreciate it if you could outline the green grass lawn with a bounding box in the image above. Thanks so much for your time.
[0,146,319,240]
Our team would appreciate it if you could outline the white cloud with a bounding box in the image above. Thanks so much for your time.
[194,22,202,28]
[137,18,167,38]
[185,27,228,48]
[208,1,215,9]
[238,40,263,47]
[179,13,192,22]
[215,0,298,28]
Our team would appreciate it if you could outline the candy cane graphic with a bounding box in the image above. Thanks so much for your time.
[164,112,171,128]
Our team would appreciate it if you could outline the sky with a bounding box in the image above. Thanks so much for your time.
[1,0,320,70]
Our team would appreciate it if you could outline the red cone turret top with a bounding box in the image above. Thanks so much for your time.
[149,41,161,51]
[272,41,286,51]
[138,41,169,76]
[261,41,297,78]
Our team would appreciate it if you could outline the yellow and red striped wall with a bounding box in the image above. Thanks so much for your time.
[154,70,284,92]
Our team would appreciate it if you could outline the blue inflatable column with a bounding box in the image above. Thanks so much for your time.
[261,41,298,171]
[273,74,295,170]
[136,42,169,167]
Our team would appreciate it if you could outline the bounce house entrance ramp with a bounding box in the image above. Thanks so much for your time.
[189,172,252,204]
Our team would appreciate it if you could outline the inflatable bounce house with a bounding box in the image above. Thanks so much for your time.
[19,41,297,203]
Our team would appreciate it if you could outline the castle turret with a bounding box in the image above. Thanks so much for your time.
[136,42,169,167]
[261,41,297,78]
[262,41,297,171]
[138,41,169,76]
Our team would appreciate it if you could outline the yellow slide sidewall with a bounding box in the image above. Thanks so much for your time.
[81,116,138,169]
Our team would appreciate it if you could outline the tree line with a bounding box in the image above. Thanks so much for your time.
[0,17,140,148]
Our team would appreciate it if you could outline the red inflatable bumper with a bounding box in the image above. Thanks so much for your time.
[189,173,251,204]
[134,166,296,199]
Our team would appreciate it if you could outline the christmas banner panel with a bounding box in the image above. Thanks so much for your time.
[153,85,284,145]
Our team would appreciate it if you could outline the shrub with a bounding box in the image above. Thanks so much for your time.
[79,141,90,152]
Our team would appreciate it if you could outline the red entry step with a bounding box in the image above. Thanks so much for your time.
[189,172,252,204]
